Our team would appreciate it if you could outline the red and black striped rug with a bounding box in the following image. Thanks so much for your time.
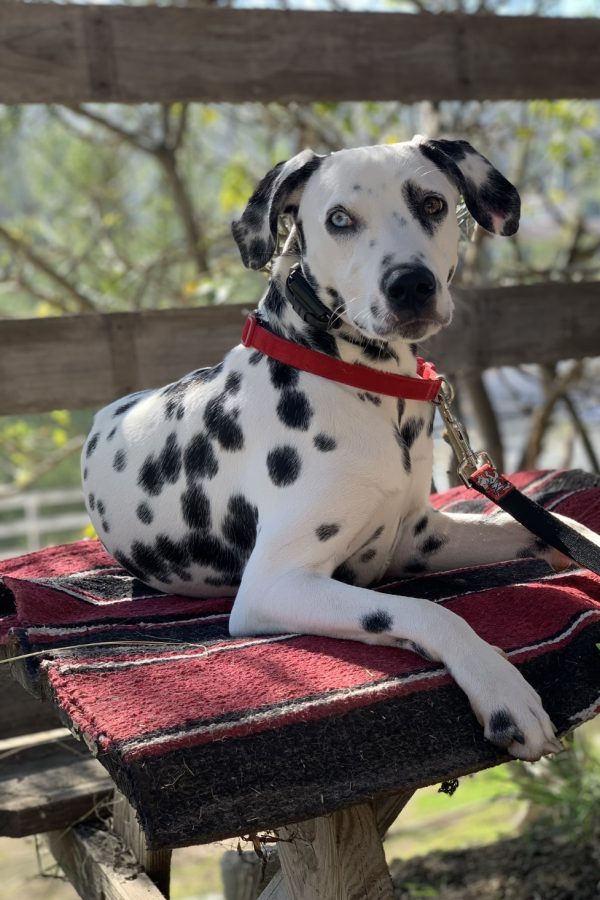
[2,469,600,848]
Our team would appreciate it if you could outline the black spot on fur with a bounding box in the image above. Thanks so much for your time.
[96,500,105,516]
[360,525,384,550]
[88,493,95,511]
[420,534,447,555]
[361,610,392,633]
[114,550,148,583]
[332,563,356,585]
[359,548,377,563]
[136,502,154,525]
[267,446,301,487]
[339,332,399,364]
[184,433,219,480]
[131,541,171,583]
[249,350,264,366]
[403,559,428,574]
[222,495,259,553]
[316,523,340,541]
[277,390,313,431]
[204,394,244,451]
[85,433,100,458]
[188,532,242,575]
[397,640,435,662]
[225,371,242,395]
[357,392,382,406]
[304,327,341,359]
[113,449,127,472]
[83,467,88,479]
[268,359,299,390]
[102,519,110,532]
[181,483,212,531]
[113,397,141,417]
[107,427,117,440]
[314,433,336,452]
[155,534,192,580]
[397,398,406,422]
[394,416,425,473]
[262,282,286,318]
[413,515,428,536]
[138,432,182,496]
[488,709,525,747]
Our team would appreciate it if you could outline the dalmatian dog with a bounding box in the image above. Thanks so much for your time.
[83,135,600,761]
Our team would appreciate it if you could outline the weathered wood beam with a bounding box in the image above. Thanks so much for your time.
[112,791,172,899]
[275,802,395,899]
[0,666,62,738]
[0,7,599,105]
[0,282,597,416]
[0,733,113,837]
[47,821,167,900]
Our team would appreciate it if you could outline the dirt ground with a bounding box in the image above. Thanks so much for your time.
[390,822,600,900]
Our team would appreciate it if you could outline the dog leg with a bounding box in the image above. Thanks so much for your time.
[387,507,600,576]
[230,544,560,761]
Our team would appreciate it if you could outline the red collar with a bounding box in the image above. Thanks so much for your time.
[241,314,443,401]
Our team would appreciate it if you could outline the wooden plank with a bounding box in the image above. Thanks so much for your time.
[0,733,113,837]
[0,282,597,416]
[275,802,394,899]
[0,667,62,738]
[112,791,172,899]
[0,303,247,415]
[0,7,599,105]
[47,821,167,900]
[257,790,413,900]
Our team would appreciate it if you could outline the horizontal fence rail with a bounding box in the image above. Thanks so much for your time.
[0,7,599,105]
[0,488,87,558]
[0,282,598,416]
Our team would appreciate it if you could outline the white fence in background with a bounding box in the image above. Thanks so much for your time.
[0,488,89,560]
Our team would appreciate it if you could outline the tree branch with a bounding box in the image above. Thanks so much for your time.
[0,225,97,313]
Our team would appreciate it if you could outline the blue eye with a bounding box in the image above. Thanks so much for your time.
[328,209,354,229]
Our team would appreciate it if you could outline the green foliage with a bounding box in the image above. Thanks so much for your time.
[510,733,600,841]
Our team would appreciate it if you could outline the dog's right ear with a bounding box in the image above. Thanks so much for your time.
[232,149,324,270]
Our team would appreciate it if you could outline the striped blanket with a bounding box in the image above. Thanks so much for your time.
[2,469,599,849]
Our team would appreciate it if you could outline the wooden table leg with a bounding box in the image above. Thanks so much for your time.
[112,790,172,898]
[257,790,414,900]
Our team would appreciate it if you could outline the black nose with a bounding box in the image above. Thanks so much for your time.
[383,266,437,310]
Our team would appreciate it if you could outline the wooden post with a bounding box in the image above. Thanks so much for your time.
[112,790,172,898]
[256,790,413,900]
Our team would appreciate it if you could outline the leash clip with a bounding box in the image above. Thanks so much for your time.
[434,378,491,487]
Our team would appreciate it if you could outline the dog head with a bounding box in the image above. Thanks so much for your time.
[232,137,520,343]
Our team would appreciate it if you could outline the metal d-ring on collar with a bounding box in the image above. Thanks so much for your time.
[285,263,336,332]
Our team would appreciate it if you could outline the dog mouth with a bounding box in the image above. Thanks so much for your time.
[373,314,449,341]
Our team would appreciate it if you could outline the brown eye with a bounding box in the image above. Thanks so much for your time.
[423,195,446,216]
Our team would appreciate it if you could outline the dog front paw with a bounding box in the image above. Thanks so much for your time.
[453,644,562,761]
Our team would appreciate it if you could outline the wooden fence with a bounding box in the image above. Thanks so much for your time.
[1,6,599,105]
[0,6,598,419]
[0,488,88,558]
[1,282,599,417]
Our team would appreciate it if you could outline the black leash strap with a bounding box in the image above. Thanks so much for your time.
[435,380,600,576]
[468,463,600,575]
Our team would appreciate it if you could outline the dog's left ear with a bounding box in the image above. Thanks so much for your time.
[416,137,520,236]
[232,149,324,270]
